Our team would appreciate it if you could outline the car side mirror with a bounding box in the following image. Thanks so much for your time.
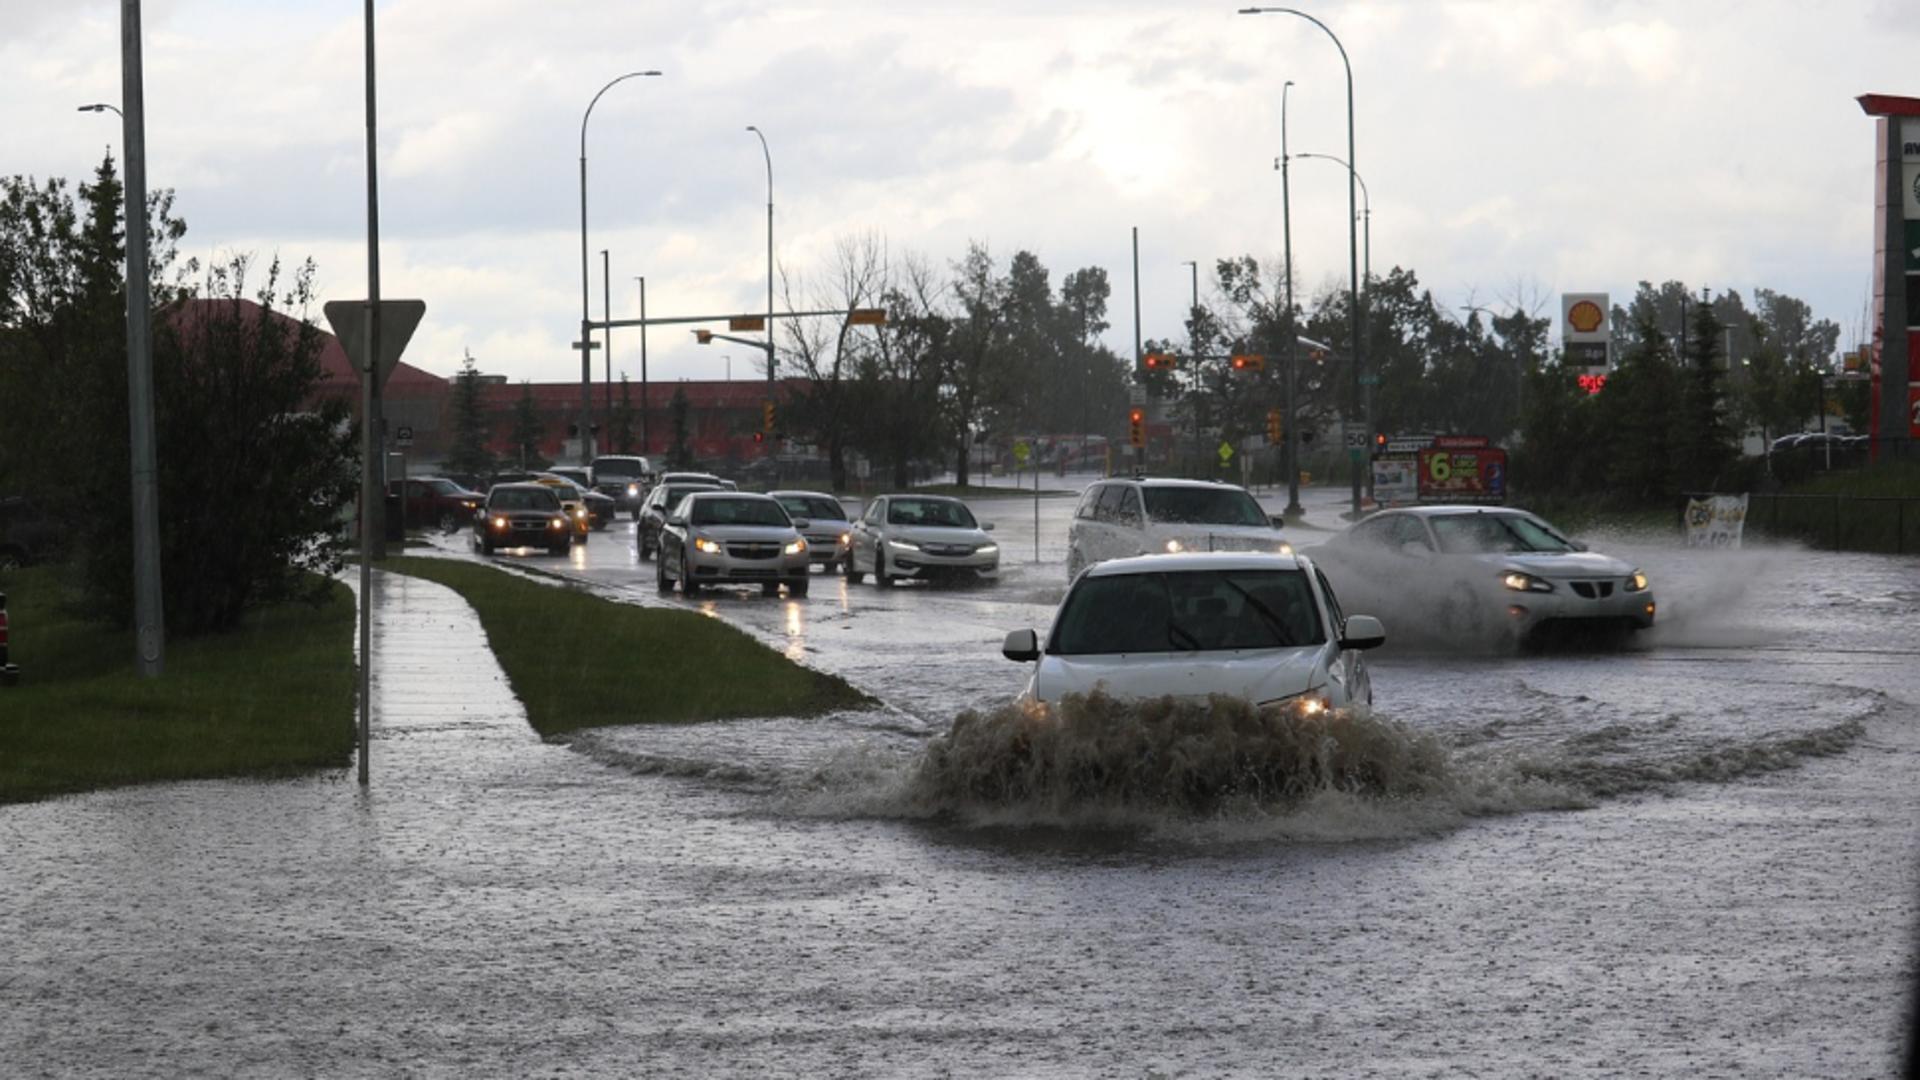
[665,515,684,527]
[1002,628,1040,662]
[1269,515,1287,530]
[1570,539,1589,552]
[791,518,811,530]
[1340,614,1387,651]
[982,522,995,532]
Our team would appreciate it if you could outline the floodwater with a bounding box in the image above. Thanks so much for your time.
[4,476,1918,1077]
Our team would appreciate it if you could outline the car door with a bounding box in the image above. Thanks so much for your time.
[1314,566,1369,707]
[1115,485,1147,556]
[1068,484,1102,569]
[854,498,884,571]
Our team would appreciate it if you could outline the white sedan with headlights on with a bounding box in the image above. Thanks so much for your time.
[1305,505,1655,646]
[655,491,813,597]
[845,494,999,587]
[771,490,855,574]
[1000,551,1385,712]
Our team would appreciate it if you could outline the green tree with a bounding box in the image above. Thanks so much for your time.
[667,384,694,469]
[943,242,1011,485]
[611,374,636,454]
[1673,293,1736,491]
[442,350,495,479]
[508,383,547,470]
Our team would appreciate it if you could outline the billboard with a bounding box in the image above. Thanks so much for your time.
[1417,447,1507,503]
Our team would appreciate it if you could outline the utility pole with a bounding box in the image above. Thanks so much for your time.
[120,0,164,677]
[357,0,383,784]
[1132,226,1143,474]
[1280,79,1301,516]
[601,249,612,431]
[635,276,649,454]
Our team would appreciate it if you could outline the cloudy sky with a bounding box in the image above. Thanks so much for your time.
[6,0,1916,386]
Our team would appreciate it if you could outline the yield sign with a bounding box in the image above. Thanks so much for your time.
[324,300,426,389]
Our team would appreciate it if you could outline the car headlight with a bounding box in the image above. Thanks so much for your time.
[977,543,998,554]
[627,483,639,497]
[1259,690,1332,717]
[1275,541,1294,556]
[838,532,851,547]
[574,508,588,520]
[1164,539,1184,553]
[784,538,807,555]
[1502,571,1554,593]
[492,516,508,530]
[694,537,723,554]
[548,517,565,530]
[889,539,922,552]
[1625,569,1649,592]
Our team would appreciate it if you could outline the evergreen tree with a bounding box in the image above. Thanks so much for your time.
[1674,294,1736,491]
[508,383,547,470]
[442,350,495,479]
[667,384,694,469]
[1596,310,1681,501]
[611,374,636,453]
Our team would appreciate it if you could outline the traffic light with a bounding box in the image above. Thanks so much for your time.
[762,400,776,433]
[1128,408,1146,448]
[694,330,714,344]
[753,431,765,444]
[1308,347,1328,364]
[1231,353,1266,372]
[1143,352,1177,371]
[1374,432,1387,450]
[1266,408,1282,443]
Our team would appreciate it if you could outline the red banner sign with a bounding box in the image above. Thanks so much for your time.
[1430,435,1491,449]
[1418,447,1507,503]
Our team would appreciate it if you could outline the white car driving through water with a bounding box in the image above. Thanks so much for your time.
[1305,505,1656,646]
[1066,477,1291,581]
[1001,552,1385,712]
[846,494,999,586]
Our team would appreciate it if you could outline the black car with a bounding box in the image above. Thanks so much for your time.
[472,483,572,556]
[636,481,722,559]
[0,495,60,570]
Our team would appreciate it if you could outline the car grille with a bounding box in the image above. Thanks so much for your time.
[727,541,783,560]
[924,543,974,557]
[1570,581,1615,599]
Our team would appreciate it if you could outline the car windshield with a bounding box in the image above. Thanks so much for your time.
[1429,512,1576,554]
[551,470,590,486]
[887,498,976,528]
[659,485,717,510]
[690,497,792,527]
[776,496,845,522]
[489,488,558,512]
[1049,569,1323,655]
[1141,487,1268,527]
[591,458,644,479]
[429,479,465,496]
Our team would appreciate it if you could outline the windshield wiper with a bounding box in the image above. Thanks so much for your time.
[1222,578,1297,646]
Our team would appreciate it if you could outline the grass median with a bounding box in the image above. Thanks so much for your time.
[0,566,356,805]
[381,556,872,737]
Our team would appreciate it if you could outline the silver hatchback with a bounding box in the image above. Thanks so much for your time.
[656,491,812,597]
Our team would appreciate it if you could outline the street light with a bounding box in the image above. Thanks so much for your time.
[745,127,774,381]
[1239,6,1365,517]
[1295,152,1369,287]
[78,102,123,117]
[579,69,661,465]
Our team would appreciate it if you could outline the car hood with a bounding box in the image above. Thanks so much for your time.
[1034,647,1325,706]
[1470,550,1635,579]
[688,524,800,542]
[890,525,994,547]
[1144,522,1288,552]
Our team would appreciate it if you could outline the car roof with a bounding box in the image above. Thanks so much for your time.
[1083,551,1306,577]
[879,492,964,503]
[684,490,775,502]
[769,490,850,510]
[1380,505,1532,518]
[1097,476,1249,491]
[489,482,555,494]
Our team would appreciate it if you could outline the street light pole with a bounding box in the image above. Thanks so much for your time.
[1240,7,1363,517]
[1182,259,1201,472]
[1295,152,1369,287]
[635,276,649,453]
[116,2,163,678]
[579,70,660,466]
[601,249,612,430]
[1279,79,1301,516]
[746,129,774,369]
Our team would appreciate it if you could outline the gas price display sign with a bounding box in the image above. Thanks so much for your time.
[1417,447,1507,503]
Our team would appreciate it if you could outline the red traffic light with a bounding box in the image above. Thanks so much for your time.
[1143,352,1177,370]
[753,431,765,443]
[1129,408,1144,423]
[1374,432,1387,447]
[1230,353,1265,372]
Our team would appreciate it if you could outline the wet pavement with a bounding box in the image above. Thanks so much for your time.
[5,481,1920,1077]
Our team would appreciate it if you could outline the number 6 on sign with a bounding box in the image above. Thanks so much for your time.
[1428,454,1451,483]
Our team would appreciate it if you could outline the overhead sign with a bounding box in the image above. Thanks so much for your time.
[323,299,426,388]
[729,316,766,332]
[847,308,887,326]
[1418,447,1507,503]
[1562,292,1611,371]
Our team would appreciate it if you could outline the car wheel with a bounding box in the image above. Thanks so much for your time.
[655,553,672,593]
[844,549,864,584]
[788,577,810,598]
[549,542,568,556]
[479,539,494,556]
[761,581,781,597]
[874,549,892,588]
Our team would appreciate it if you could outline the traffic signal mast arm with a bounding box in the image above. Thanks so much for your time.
[591,307,885,333]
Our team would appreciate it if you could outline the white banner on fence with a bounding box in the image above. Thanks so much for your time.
[1684,494,1749,549]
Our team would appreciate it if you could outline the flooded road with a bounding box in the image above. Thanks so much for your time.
[5,476,1918,1076]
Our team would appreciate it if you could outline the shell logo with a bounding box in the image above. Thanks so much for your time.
[1567,300,1605,334]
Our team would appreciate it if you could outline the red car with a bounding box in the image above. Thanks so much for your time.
[389,477,484,533]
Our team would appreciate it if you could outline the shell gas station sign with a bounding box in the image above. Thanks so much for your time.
[1562,292,1610,393]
